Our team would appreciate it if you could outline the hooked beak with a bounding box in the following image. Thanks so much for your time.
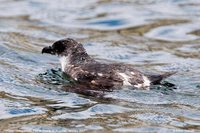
[42,46,55,55]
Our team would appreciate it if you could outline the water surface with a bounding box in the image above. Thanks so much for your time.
[0,0,200,132]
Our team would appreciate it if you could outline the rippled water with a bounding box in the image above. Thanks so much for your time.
[0,0,200,132]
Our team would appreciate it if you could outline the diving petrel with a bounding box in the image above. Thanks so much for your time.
[42,38,175,91]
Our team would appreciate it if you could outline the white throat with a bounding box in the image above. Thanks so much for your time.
[59,56,70,72]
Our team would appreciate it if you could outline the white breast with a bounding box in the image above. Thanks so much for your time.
[59,56,70,72]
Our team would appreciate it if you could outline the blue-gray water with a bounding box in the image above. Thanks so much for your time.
[0,0,200,132]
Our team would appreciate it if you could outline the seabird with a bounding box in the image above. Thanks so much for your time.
[42,38,175,91]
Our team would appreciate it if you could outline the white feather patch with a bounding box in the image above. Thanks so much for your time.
[131,72,135,75]
[134,84,142,88]
[98,73,103,76]
[118,72,150,88]
[142,76,151,87]
[118,73,132,86]
[134,76,150,88]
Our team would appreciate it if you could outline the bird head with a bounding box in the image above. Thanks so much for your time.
[42,38,81,56]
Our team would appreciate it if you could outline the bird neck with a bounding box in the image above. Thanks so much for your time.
[59,50,94,71]
[69,51,93,65]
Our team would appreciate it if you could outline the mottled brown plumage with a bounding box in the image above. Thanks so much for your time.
[42,38,175,91]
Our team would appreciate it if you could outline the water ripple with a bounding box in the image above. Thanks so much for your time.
[52,104,132,120]
[0,0,200,132]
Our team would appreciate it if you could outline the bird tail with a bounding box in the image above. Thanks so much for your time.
[147,71,176,85]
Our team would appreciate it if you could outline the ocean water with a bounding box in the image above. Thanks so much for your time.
[0,0,200,132]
